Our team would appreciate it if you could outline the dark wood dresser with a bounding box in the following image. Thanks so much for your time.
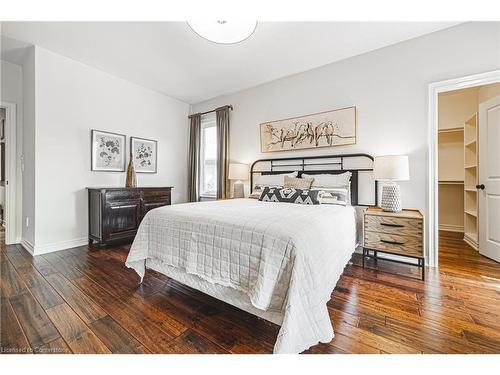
[87,187,172,245]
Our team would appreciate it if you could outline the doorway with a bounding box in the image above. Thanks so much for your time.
[0,101,18,245]
[428,71,500,267]
[0,107,5,243]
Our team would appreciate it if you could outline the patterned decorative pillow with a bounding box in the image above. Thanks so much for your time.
[283,176,314,189]
[315,187,350,205]
[249,184,282,199]
[259,187,321,205]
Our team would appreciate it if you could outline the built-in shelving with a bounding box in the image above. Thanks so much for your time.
[438,124,465,233]
[438,126,464,134]
[438,180,464,185]
[463,113,478,250]
[465,139,476,147]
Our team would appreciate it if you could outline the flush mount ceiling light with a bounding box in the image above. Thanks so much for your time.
[187,20,257,44]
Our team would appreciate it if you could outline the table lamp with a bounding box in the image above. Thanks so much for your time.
[228,163,249,198]
[373,155,410,212]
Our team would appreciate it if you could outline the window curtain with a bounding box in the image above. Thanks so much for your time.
[188,114,201,202]
[216,106,230,200]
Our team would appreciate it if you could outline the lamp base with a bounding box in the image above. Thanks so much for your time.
[381,183,402,212]
[233,181,244,199]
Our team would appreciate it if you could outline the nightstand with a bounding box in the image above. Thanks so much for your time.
[362,206,425,280]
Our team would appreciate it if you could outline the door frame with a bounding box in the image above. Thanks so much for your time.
[427,70,500,268]
[1,101,20,244]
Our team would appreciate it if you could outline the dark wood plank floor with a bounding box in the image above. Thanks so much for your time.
[1,234,499,354]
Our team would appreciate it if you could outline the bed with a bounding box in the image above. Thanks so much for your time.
[126,153,377,354]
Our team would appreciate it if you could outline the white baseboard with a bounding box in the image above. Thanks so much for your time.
[20,238,35,255]
[439,224,464,233]
[463,235,479,251]
[32,237,89,255]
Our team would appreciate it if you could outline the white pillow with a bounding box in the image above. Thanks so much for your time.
[254,171,298,186]
[302,171,352,188]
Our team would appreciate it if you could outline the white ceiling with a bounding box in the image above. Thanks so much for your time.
[1,22,459,104]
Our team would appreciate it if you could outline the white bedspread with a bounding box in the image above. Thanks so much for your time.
[125,198,356,354]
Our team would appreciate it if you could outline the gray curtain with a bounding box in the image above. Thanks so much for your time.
[188,114,201,202]
[216,107,230,200]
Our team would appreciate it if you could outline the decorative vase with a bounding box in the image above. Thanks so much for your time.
[126,153,137,188]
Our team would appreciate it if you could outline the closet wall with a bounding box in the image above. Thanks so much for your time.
[438,82,499,249]
[438,88,477,234]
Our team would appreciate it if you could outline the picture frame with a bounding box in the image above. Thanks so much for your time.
[130,136,158,173]
[260,106,357,153]
[90,129,126,172]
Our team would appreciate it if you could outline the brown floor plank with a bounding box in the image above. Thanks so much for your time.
[165,329,229,354]
[89,315,150,354]
[35,337,72,354]
[42,253,84,280]
[73,273,187,338]
[0,259,28,298]
[69,275,178,353]
[0,292,33,354]
[45,303,111,354]
[45,273,107,324]
[9,291,61,349]
[17,266,65,310]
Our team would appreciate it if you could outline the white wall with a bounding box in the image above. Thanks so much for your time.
[1,59,24,242]
[21,47,36,249]
[32,47,190,254]
[191,22,500,259]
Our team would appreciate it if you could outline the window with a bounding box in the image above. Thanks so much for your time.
[200,114,217,197]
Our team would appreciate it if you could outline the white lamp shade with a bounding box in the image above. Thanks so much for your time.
[373,155,410,181]
[228,163,249,180]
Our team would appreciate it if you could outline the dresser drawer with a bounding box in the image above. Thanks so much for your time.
[364,231,423,257]
[364,214,422,236]
[105,190,141,203]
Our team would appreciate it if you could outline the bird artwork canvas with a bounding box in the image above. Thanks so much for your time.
[260,106,356,153]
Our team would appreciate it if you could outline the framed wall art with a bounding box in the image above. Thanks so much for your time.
[260,106,356,153]
[91,129,126,172]
[131,136,157,173]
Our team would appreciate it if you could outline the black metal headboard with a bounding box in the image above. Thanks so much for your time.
[250,153,377,206]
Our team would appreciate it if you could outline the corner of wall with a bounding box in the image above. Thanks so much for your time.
[21,44,36,248]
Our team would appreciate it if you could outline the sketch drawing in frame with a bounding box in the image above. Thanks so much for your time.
[260,106,356,153]
[91,129,126,172]
[131,136,158,173]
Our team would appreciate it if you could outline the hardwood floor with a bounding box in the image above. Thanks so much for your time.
[1,235,499,354]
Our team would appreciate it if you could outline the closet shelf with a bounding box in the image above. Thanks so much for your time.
[465,140,477,147]
[465,164,477,169]
[465,188,477,192]
[438,180,464,185]
[465,210,478,217]
[438,127,464,134]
